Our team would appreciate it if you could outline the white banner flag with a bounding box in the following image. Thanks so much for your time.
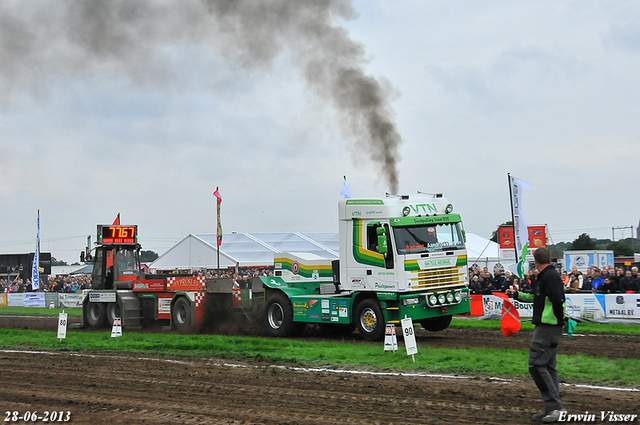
[509,175,532,277]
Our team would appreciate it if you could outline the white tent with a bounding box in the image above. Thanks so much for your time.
[150,231,501,272]
[465,233,503,270]
[149,232,339,271]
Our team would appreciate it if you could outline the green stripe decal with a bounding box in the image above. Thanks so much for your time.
[352,218,385,267]
[275,257,333,278]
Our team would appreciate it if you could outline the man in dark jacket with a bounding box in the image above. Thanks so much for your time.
[507,247,566,422]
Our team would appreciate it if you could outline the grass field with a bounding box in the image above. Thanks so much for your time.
[0,307,638,387]
[0,329,637,387]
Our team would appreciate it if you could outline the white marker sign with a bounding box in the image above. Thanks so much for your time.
[57,312,68,340]
[401,317,418,356]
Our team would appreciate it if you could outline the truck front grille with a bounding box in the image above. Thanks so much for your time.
[408,266,466,290]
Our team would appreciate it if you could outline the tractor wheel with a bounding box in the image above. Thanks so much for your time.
[172,297,192,329]
[420,315,452,332]
[85,302,107,329]
[106,302,121,326]
[263,292,304,337]
[355,298,384,341]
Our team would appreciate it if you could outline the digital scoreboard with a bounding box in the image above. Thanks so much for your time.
[97,225,138,245]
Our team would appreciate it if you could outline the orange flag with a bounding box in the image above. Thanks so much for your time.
[495,293,521,337]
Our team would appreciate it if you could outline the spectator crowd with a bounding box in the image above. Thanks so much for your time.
[468,264,640,295]
[0,274,91,293]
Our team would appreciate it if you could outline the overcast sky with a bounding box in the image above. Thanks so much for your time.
[1,0,639,264]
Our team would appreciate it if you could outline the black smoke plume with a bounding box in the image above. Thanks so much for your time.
[0,0,402,192]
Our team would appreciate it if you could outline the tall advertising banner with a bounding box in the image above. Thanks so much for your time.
[508,175,532,278]
[31,210,40,291]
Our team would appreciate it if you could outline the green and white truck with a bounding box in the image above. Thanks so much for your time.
[261,193,471,340]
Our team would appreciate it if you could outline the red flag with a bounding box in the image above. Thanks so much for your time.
[213,188,222,246]
[495,293,521,337]
[112,214,120,225]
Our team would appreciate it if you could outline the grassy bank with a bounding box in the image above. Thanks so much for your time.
[0,329,637,388]
[450,318,640,335]
[0,306,83,316]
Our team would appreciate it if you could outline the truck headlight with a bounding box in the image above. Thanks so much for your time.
[454,292,462,302]
[402,297,420,306]
[429,295,438,305]
[438,294,446,304]
[446,293,454,303]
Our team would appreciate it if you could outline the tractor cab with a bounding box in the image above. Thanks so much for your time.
[83,224,141,290]
[90,245,141,289]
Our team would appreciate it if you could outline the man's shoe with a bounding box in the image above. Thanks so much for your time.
[542,410,567,423]
[532,411,547,421]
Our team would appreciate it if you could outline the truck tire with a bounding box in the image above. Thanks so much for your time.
[355,298,384,341]
[420,315,452,332]
[172,297,192,329]
[106,302,121,326]
[85,302,107,329]
[263,292,304,337]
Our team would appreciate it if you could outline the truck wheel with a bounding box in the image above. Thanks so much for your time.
[172,297,192,329]
[263,292,303,337]
[355,299,384,341]
[420,315,452,332]
[106,302,121,326]
[85,302,107,329]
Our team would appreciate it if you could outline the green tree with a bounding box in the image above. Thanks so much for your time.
[140,250,159,263]
[570,233,596,250]
[607,241,634,257]
[51,257,68,266]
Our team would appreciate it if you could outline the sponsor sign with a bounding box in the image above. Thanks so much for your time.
[482,294,533,318]
[564,251,614,273]
[498,225,546,260]
[8,293,46,307]
[58,293,84,308]
[604,294,640,319]
[419,258,455,268]
[157,294,173,319]
[89,292,117,303]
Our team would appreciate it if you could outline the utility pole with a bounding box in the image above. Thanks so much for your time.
[612,225,633,242]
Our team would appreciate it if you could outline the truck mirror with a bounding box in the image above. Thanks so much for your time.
[462,229,466,243]
[80,251,85,262]
[376,227,388,254]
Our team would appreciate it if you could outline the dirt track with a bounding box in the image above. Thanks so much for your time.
[0,315,638,424]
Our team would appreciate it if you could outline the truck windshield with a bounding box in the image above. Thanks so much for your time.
[393,222,465,255]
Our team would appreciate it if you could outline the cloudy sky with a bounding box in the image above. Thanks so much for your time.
[1,0,639,264]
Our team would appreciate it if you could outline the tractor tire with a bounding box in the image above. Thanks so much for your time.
[106,302,121,326]
[420,315,452,332]
[172,297,192,329]
[263,292,304,337]
[85,302,107,329]
[355,298,384,341]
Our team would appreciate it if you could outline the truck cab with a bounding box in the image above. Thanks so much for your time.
[261,193,471,341]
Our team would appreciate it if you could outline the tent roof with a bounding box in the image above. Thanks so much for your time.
[150,231,500,271]
[150,232,340,270]
[465,233,501,266]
